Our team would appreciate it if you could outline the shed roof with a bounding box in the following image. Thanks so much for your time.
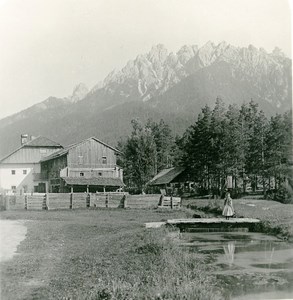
[62,176,125,187]
[41,137,121,162]
[148,167,186,186]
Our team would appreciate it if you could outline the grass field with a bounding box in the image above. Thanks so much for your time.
[1,199,292,299]
[0,208,217,300]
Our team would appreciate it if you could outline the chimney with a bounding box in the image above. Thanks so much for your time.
[21,134,30,145]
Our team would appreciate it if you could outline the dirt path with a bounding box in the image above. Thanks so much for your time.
[0,220,27,262]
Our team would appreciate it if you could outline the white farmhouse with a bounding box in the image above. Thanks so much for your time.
[0,135,63,194]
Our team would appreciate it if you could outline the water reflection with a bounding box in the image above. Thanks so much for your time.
[179,232,293,299]
[223,241,235,267]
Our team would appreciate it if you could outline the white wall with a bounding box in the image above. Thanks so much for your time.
[0,163,40,194]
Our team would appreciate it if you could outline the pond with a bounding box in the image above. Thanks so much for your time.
[180,232,293,300]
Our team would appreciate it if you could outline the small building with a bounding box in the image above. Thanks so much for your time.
[40,137,124,193]
[0,135,63,194]
[148,167,187,195]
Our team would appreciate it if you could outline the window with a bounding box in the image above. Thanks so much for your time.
[78,155,83,165]
[11,170,16,175]
[102,156,107,164]
[23,170,27,175]
[98,172,102,176]
[80,172,84,177]
[11,186,16,193]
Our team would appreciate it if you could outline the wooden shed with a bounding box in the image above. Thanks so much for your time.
[148,167,187,195]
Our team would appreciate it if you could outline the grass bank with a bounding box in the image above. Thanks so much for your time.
[0,208,218,300]
[183,198,293,240]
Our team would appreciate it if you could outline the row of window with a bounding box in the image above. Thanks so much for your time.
[11,170,27,175]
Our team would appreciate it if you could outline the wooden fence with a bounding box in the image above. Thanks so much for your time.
[0,193,180,211]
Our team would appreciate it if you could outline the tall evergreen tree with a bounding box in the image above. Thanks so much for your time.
[118,118,174,193]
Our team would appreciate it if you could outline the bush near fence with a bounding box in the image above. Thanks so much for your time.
[0,193,179,210]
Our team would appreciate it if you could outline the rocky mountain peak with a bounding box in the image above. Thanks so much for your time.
[177,45,198,64]
[272,47,285,57]
[70,83,89,102]
[147,44,168,63]
[94,41,290,109]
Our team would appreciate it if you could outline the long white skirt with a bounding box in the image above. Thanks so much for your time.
[222,205,234,217]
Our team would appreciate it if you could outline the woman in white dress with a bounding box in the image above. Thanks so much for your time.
[222,192,234,220]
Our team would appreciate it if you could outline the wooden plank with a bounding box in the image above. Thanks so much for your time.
[145,222,166,228]
[167,218,260,224]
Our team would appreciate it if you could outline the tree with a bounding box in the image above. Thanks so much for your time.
[145,119,174,172]
[265,111,292,191]
[181,104,213,193]
[118,118,174,193]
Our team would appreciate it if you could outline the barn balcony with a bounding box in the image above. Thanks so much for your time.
[60,167,123,180]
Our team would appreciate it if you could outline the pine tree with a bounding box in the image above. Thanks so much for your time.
[118,118,174,193]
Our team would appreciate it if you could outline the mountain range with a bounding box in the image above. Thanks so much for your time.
[0,41,291,158]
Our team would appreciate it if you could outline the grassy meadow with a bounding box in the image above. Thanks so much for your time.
[0,208,217,300]
[1,198,293,300]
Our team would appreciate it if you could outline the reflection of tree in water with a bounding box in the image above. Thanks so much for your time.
[223,241,235,266]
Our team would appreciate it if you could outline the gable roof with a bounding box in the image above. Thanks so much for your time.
[41,137,121,162]
[148,167,186,186]
[0,136,63,163]
[23,136,62,147]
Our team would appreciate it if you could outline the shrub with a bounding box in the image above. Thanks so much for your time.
[267,186,293,204]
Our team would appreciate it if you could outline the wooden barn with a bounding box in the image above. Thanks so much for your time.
[0,135,63,194]
[148,167,187,195]
[40,137,124,193]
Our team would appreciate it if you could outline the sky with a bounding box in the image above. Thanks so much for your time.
[0,0,291,120]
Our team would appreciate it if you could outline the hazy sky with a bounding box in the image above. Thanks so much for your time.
[0,0,291,120]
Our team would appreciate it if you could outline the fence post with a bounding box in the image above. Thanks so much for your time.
[46,193,49,210]
[158,194,164,206]
[5,196,10,210]
[70,193,73,209]
[123,194,127,208]
[42,194,48,210]
[86,193,90,208]
[105,194,108,208]
[170,196,173,209]
[24,195,27,210]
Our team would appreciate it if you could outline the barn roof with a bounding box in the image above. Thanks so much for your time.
[41,137,121,162]
[62,176,125,187]
[40,146,70,162]
[0,136,63,163]
[148,167,186,186]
